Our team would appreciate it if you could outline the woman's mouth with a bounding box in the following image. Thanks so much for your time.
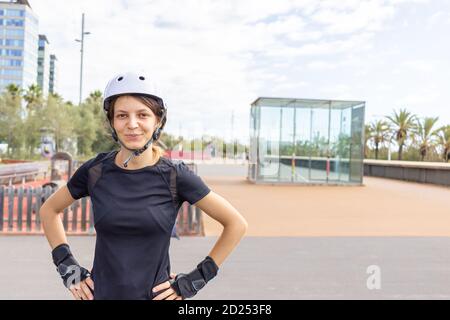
[125,134,143,141]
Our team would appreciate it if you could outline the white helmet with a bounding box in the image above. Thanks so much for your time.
[103,71,166,113]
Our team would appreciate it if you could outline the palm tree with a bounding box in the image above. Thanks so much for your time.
[88,90,102,101]
[386,109,417,160]
[85,90,103,116]
[436,125,450,162]
[23,84,43,110]
[369,120,391,159]
[414,117,439,161]
[4,83,22,98]
[49,92,62,100]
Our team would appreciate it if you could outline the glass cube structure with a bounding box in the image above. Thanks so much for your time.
[248,97,365,185]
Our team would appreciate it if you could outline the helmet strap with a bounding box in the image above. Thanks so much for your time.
[108,120,163,168]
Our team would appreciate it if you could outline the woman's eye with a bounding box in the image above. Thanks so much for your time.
[116,114,149,119]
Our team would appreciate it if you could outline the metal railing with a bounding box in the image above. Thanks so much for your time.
[0,185,204,236]
[0,162,49,186]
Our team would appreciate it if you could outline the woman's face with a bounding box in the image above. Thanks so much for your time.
[113,95,159,149]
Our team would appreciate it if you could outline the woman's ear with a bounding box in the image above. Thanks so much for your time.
[155,118,162,130]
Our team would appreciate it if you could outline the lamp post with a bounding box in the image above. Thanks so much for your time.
[75,13,91,106]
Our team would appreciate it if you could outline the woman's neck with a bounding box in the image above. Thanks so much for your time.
[116,147,158,170]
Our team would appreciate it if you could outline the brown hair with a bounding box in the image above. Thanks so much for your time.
[107,94,166,161]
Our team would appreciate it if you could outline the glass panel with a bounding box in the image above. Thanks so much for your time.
[257,106,280,182]
[349,104,365,183]
[0,69,22,76]
[6,9,25,17]
[309,105,330,182]
[279,106,294,181]
[5,39,24,46]
[248,106,258,181]
[6,19,24,27]
[294,106,312,183]
[5,29,24,37]
[329,105,352,183]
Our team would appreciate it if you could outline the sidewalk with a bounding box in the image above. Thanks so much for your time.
[200,173,450,237]
[2,164,450,299]
[1,236,450,299]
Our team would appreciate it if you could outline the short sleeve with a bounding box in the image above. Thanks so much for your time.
[176,161,211,205]
[66,157,95,200]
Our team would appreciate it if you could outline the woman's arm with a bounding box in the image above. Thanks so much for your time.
[152,190,247,300]
[40,185,94,300]
[40,185,75,249]
[194,191,248,267]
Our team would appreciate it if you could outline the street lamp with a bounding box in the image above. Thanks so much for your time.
[75,13,91,106]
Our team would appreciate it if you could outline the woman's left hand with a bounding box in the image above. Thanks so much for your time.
[152,273,184,300]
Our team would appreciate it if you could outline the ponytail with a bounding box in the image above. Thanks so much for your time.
[151,144,165,161]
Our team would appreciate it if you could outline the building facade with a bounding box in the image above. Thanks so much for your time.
[49,53,57,94]
[37,34,49,96]
[0,0,38,93]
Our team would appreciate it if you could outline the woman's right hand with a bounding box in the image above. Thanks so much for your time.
[69,277,94,300]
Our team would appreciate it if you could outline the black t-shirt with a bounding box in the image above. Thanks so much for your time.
[66,150,211,300]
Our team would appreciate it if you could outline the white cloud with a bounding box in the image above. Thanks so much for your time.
[427,11,450,27]
[402,59,436,72]
[28,0,450,141]
[312,0,396,35]
[306,60,337,70]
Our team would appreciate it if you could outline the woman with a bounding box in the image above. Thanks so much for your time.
[40,72,248,300]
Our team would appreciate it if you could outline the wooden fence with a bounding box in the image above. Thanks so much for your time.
[0,185,204,236]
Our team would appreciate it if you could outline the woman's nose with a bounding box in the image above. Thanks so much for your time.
[127,115,139,128]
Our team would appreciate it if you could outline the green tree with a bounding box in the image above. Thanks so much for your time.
[23,105,44,157]
[414,117,439,161]
[160,132,183,150]
[386,109,417,160]
[84,91,117,154]
[369,120,391,160]
[436,125,450,162]
[23,84,43,112]
[75,99,98,157]
[0,90,24,157]
[86,90,103,108]
[5,83,23,98]
[49,92,63,100]
[42,95,75,153]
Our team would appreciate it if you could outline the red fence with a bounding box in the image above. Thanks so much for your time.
[0,185,204,237]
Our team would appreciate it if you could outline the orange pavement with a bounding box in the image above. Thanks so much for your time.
[201,176,450,237]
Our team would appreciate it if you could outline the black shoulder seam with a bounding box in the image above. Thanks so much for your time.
[87,150,117,194]
[158,156,176,168]
[156,157,180,206]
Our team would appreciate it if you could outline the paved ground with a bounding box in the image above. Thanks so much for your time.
[1,163,449,300]
[197,164,450,237]
[1,236,450,300]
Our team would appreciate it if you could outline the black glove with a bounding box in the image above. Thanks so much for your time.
[169,256,219,299]
[51,243,91,289]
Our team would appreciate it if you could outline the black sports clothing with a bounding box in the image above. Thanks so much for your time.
[66,150,210,299]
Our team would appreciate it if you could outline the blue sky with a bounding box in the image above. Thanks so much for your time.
[30,0,450,143]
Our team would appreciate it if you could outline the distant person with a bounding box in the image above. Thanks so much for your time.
[40,72,248,300]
